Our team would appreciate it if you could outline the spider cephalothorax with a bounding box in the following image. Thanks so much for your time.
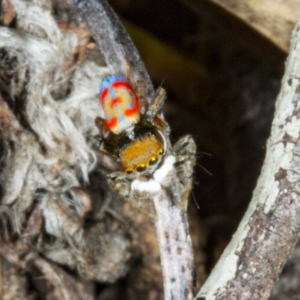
[118,125,166,174]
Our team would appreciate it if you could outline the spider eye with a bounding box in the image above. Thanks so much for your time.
[126,169,133,174]
[136,164,147,172]
[158,149,164,155]
[149,156,158,166]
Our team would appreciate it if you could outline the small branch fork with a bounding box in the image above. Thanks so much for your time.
[196,16,300,300]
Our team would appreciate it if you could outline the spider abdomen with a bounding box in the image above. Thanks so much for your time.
[99,75,140,134]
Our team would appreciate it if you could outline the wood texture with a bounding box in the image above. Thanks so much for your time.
[196,14,300,300]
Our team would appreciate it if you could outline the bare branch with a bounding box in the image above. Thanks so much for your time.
[196,16,300,300]
[132,155,194,299]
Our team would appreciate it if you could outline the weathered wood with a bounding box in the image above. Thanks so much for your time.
[196,15,300,300]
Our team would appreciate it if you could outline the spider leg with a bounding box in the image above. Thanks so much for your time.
[107,171,156,217]
[147,87,166,120]
[95,116,111,139]
[94,117,119,158]
[172,135,197,211]
[136,80,148,115]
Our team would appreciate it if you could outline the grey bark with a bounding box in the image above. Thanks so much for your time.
[196,15,300,300]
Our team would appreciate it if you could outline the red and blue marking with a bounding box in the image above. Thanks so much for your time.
[100,75,140,135]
